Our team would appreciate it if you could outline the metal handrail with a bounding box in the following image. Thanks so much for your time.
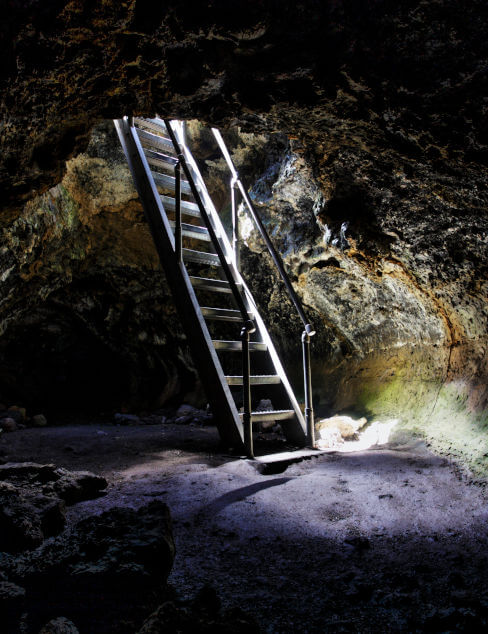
[212,127,316,447]
[212,129,315,337]
[163,120,255,335]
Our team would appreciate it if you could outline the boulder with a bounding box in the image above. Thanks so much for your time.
[10,502,175,634]
[0,481,65,553]
[316,415,368,441]
[0,463,107,553]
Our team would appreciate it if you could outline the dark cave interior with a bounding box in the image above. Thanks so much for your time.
[1,1,488,632]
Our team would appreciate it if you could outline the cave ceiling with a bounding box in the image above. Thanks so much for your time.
[1,0,487,214]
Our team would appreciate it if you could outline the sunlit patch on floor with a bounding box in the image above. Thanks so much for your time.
[316,416,398,452]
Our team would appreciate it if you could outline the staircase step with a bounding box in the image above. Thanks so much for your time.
[152,171,192,195]
[226,375,281,386]
[212,340,267,351]
[169,221,210,241]
[239,409,295,422]
[134,117,168,137]
[201,307,252,322]
[145,149,179,168]
[161,196,200,217]
[183,249,220,267]
[190,276,241,293]
[137,128,174,154]
[253,449,326,464]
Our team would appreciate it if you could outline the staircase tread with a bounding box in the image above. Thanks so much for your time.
[134,118,168,135]
[152,171,192,194]
[137,128,174,152]
[226,374,281,385]
[190,277,241,293]
[145,149,179,166]
[239,409,295,421]
[252,449,327,464]
[183,249,220,266]
[161,196,200,215]
[212,340,266,351]
[168,221,210,240]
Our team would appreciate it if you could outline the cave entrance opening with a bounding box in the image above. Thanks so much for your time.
[114,116,324,463]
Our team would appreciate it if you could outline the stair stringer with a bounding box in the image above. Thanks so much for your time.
[168,120,307,446]
[114,118,245,449]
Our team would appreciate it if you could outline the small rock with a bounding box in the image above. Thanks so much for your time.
[31,414,48,427]
[174,415,193,425]
[8,405,26,421]
[2,409,23,424]
[255,399,275,431]
[38,617,80,634]
[176,404,198,418]
[0,418,17,432]
[114,413,140,425]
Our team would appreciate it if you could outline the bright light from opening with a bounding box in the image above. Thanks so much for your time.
[317,418,399,453]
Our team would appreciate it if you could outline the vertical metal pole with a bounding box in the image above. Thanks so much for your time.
[174,159,182,263]
[231,176,240,271]
[241,325,253,458]
[302,330,315,448]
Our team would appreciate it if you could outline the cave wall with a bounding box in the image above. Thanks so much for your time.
[0,122,200,415]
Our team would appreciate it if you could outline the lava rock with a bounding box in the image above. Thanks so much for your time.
[38,617,80,634]
[43,470,108,505]
[137,596,260,634]
[0,417,17,432]
[0,463,107,553]
[0,481,65,553]
[114,413,141,425]
[7,406,26,423]
[0,580,26,632]
[31,414,47,427]
[8,502,175,634]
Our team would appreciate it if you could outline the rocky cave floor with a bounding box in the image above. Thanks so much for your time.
[2,417,488,633]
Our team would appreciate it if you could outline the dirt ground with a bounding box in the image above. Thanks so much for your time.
[2,420,488,632]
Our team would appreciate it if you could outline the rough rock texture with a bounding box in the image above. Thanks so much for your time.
[1,501,175,634]
[0,462,107,553]
[38,617,80,634]
[137,588,260,634]
[0,122,201,414]
[0,1,487,467]
[234,129,488,471]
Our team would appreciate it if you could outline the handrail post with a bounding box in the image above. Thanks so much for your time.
[231,175,240,271]
[241,324,253,458]
[302,326,316,448]
[174,158,182,263]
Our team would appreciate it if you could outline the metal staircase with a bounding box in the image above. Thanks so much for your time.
[114,116,317,459]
